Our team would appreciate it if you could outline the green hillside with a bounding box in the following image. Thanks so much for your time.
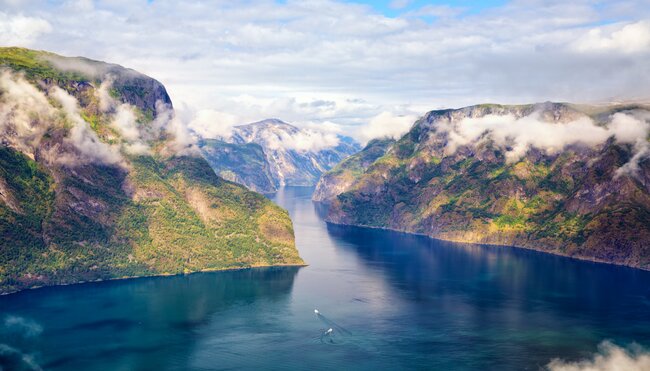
[0,47,303,294]
[322,103,650,269]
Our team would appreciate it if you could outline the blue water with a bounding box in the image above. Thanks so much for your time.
[1,186,649,370]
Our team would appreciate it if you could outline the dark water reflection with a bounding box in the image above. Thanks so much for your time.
[0,186,649,370]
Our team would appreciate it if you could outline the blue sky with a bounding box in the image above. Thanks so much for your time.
[348,0,505,17]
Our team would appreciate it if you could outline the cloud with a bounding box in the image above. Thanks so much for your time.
[188,109,239,139]
[0,70,54,156]
[95,75,115,112]
[152,101,199,156]
[0,71,124,165]
[0,0,650,141]
[357,111,418,144]
[612,112,650,177]
[1,1,650,139]
[1,68,204,167]
[95,78,153,155]
[440,110,650,175]
[270,129,341,152]
[50,86,123,165]
[547,341,650,371]
[0,11,51,46]
[572,21,650,54]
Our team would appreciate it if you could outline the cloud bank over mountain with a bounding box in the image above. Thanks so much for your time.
[442,111,650,171]
[0,0,648,140]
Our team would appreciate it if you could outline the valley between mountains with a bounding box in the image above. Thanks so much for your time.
[0,47,648,295]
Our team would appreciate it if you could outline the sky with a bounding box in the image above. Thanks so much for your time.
[1,0,649,141]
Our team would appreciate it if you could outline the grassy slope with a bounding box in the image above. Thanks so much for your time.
[0,47,302,294]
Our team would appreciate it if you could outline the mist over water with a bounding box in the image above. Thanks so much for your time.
[1,187,649,370]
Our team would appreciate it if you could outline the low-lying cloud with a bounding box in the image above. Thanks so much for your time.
[189,112,346,153]
[0,70,54,157]
[0,70,202,168]
[188,109,239,140]
[152,101,199,156]
[0,70,122,166]
[547,341,650,371]
[357,111,418,144]
[95,78,153,155]
[441,110,650,175]
[51,86,123,165]
[259,128,341,153]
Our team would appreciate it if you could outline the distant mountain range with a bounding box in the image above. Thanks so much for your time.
[201,119,360,193]
[315,102,650,270]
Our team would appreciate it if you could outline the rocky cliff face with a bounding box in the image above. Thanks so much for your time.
[313,138,395,202]
[0,47,303,294]
[321,102,650,269]
[200,139,277,193]
[201,119,360,192]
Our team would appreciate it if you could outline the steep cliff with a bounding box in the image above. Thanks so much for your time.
[322,102,650,269]
[200,139,277,193]
[313,138,395,202]
[0,47,303,294]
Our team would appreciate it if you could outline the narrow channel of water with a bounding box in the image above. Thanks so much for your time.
[1,186,648,370]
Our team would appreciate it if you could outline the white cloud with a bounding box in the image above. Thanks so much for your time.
[0,12,51,46]
[152,101,199,156]
[0,0,649,139]
[273,129,341,152]
[0,70,54,156]
[572,21,650,54]
[441,110,650,175]
[357,111,418,144]
[50,86,123,165]
[547,341,650,371]
[188,109,239,139]
[111,104,150,154]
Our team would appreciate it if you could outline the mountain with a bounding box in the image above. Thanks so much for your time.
[200,119,360,193]
[313,137,395,202]
[318,102,650,270]
[0,47,303,294]
[200,139,277,193]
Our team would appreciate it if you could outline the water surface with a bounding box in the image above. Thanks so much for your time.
[1,186,649,370]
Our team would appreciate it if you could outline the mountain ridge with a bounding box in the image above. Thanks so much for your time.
[201,118,360,193]
[0,47,303,294]
[316,102,650,270]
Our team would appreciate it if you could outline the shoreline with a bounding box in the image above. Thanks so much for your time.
[0,262,308,296]
[324,220,650,272]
